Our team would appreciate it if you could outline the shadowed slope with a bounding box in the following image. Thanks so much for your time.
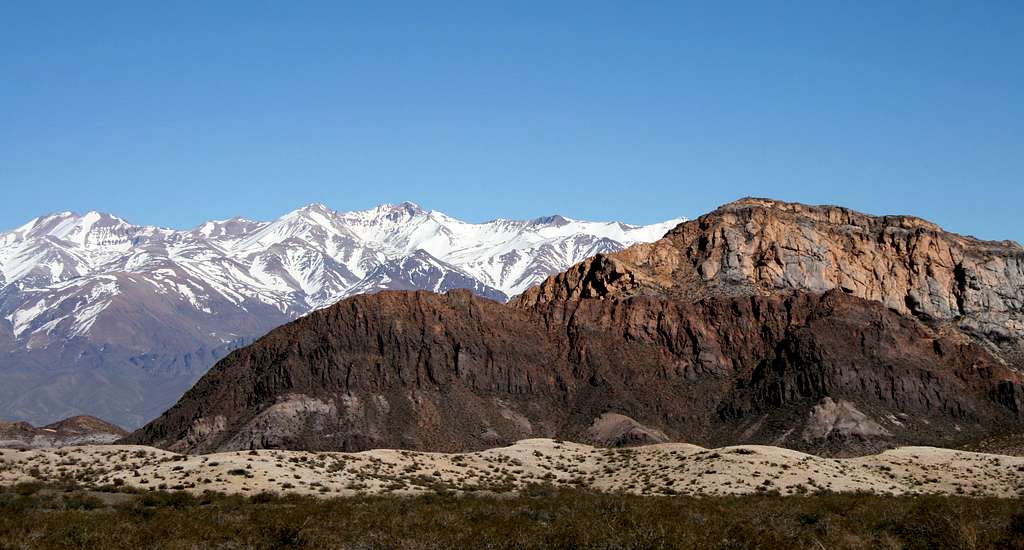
[126,288,1022,455]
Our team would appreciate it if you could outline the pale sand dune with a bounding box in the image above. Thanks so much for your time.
[1,439,1022,498]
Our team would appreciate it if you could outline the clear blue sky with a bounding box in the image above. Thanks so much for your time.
[2,2,1022,241]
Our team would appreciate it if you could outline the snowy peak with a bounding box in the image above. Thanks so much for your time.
[0,200,684,428]
[1,203,684,304]
[8,211,77,240]
[285,202,342,226]
[3,210,180,254]
[530,214,573,227]
[193,217,264,240]
[9,211,122,243]
[373,201,426,219]
[345,248,508,303]
[0,202,684,338]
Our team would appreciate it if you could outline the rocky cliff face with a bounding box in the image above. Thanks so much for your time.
[517,198,1024,347]
[128,199,1024,456]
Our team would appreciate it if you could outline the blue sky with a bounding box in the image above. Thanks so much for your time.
[2,2,1022,241]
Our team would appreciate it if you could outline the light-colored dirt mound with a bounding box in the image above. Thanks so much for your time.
[1,439,1022,498]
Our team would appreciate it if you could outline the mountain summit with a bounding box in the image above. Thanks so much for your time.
[0,203,683,428]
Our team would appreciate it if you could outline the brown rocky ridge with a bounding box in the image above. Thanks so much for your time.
[125,199,1024,456]
[0,415,127,448]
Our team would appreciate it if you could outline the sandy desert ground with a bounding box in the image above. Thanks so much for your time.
[2,439,1023,498]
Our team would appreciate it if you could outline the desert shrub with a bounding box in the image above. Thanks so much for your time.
[522,482,558,498]
[13,482,44,496]
[62,493,104,510]
[139,490,196,509]
[252,491,280,504]
[0,483,1022,549]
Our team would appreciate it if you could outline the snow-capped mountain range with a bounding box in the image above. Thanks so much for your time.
[0,202,684,428]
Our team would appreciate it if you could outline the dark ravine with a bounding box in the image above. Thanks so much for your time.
[126,199,1024,456]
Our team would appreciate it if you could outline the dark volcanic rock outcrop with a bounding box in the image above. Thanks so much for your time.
[128,291,567,453]
[128,199,1024,456]
[127,289,1022,456]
